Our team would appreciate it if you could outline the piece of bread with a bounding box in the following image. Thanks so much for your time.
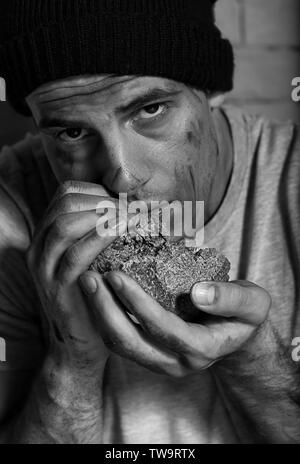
[89,232,230,322]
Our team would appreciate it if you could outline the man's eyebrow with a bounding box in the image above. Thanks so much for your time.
[38,88,182,129]
[116,88,181,113]
[38,118,92,130]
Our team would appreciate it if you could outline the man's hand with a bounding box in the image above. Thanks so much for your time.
[78,271,271,377]
[13,180,130,443]
[26,180,125,370]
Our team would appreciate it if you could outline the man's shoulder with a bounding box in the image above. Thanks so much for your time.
[247,110,300,191]
[0,134,36,248]
[223,104,299,145]
[0,136,46,357]
[221,105,300,239]
[0,133,57,230]
[223,104,300,177]
[250,111,299,164]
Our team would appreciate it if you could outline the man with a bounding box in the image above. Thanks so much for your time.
[0,0,299,444]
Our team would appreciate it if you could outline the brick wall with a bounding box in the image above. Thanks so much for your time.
[215,0,300,123]
[1,0,300,148]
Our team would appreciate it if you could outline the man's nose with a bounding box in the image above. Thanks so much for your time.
[94,129,147,196]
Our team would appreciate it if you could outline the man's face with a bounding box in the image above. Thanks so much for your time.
[27,75,219,207]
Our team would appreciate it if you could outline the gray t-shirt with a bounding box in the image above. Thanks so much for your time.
[0,106,299,443]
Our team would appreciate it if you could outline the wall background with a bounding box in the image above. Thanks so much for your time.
[215,0,300,122]
[0,0,300,148]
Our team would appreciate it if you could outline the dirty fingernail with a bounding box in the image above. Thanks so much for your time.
[192,283,216,306]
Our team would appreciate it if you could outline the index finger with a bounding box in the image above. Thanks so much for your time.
[104,271,213,355]
[43,179,113,223]
[51,180,111,203]
[28,181,120,270]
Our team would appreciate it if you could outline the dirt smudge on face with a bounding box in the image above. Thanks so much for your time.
[186,131,194,144]
[185,118,204,151]
[188,165,197,199]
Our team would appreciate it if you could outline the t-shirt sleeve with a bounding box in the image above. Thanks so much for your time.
[0,146,46,373]
[285,124,300,336]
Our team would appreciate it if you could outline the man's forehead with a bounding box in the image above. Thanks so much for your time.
[27,74,183,105]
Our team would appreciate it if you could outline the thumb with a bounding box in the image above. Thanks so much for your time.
[190,280,271,326]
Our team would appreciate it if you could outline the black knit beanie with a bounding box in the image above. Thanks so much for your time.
[0,0,234,116]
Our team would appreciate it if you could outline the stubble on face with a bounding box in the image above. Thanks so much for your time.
[27,76,222,222]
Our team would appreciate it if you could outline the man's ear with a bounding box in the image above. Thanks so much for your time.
[208,93,226,108]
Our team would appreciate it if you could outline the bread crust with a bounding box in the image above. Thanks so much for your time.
[90,233,230,322]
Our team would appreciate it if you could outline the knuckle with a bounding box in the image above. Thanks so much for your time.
[102,336,134,357]
[58,180,78,197]
[138,319,159,338]
[166,360,191,378]
[180,355,197,372]
[61,246,80,271]
[236,284,272,321]
[55,183,69,200]
[51,215,70,240]
[177,353,207,374]
[232,284,249,309]
[60,193,74,213]
[253,287,272,321]
[258,286,272,310]
[232,281,271,311]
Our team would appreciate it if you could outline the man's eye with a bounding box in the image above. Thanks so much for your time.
[57,128,88,142]
[138,103,166,120]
